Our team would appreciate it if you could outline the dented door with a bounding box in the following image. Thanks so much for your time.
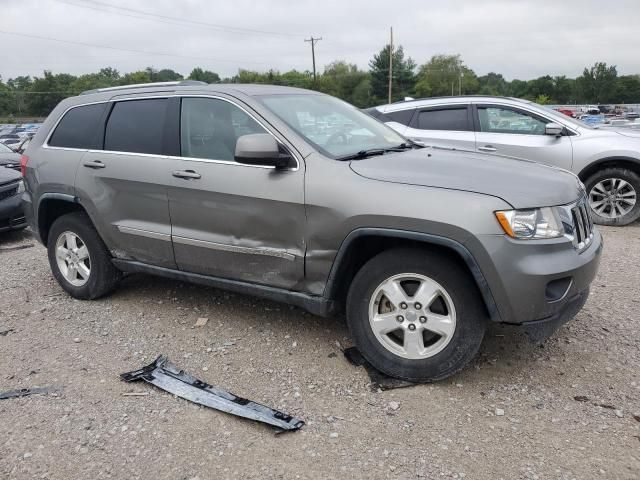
[167,96,305,289]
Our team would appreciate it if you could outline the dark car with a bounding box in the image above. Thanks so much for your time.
[0,134,21,147]
[0,142,21,170]
[0,165,26,232]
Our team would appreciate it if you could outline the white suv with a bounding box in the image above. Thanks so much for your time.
[366,96,640,225]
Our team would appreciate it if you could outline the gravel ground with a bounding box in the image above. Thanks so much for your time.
[0,225,639,480]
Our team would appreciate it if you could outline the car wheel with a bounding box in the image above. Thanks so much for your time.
[585,168,640,226]
[346,248,487,382]
[47,212,122,299]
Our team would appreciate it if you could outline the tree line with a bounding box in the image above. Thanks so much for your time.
[2,44,639,119]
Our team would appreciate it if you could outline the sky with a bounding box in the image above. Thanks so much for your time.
[1,0,639,81]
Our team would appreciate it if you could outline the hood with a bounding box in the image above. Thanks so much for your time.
[0,151,20,166]
[614,129,640,138]
[349,148,583,209]
[0,165,21,186]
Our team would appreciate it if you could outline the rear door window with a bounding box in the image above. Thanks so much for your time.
[48,103,107,149]
[104,99,168,154]
[414,107,470,131]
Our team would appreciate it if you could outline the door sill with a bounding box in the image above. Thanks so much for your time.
[111,259,335,318]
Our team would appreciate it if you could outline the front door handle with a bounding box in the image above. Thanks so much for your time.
[172,169,201,180]
[82,160,106,169]
[478,145,497,152]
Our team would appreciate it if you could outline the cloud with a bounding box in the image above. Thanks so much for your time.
[1,0,638,81]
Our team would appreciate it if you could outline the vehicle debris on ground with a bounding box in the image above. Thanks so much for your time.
[121,355,305,432]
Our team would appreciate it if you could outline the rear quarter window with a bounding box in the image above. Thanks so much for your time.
[47,103,107,149]
[383,109,415,126]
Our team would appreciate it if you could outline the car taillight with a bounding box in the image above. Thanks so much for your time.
[20,154,29,177]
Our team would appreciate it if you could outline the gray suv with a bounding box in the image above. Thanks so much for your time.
[367,96,640,226]
[22,82,602,382]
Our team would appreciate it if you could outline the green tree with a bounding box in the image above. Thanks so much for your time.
[535,94,551,105]
[119,70,152,85]
[615,75,640,104]
[414,54,478,98]
[188,67,221,84]
[319,61,370,105]
[369,45,416,103]
[477,72,508,96]
[577,62,618,103]
[28,71,77,116]
[552,76,575,104]
[527,75,555,102]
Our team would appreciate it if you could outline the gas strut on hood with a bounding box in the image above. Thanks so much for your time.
[121,355,304,432]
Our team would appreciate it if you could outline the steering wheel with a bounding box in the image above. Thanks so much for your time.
[326,131,349,146]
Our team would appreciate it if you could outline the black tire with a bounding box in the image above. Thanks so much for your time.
[47,212,121,299]
[584,168,640,226]
[346,248,487,382]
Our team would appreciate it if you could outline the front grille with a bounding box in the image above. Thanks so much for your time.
[0,184,18,201]
[571,197,594,250]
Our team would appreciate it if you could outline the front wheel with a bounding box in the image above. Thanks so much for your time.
[585,168,640,226]
[346,248,487,382]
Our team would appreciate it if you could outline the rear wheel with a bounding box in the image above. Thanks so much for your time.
[585,168,640,226]
[346,248,487,382]
[47,212,121,299]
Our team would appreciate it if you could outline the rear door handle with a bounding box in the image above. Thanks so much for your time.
[478,145,497,152]
[172,169,201,179]
[82,160,106,169]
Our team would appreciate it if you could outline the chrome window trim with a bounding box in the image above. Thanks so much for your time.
[42,94,301,171]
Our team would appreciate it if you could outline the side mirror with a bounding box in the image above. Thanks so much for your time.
[235,134,292,169]
[545,123,564,137]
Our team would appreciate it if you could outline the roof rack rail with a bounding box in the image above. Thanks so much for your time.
[80,80,207,95]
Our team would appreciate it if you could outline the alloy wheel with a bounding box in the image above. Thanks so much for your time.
[368,273,456,359]
[589,178,637,219]
[55,231,91,287]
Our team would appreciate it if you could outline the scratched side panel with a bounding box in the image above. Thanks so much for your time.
[168,158,306,289]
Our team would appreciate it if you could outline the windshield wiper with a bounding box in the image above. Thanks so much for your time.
[337,148,387,161]
[337,143,417,161]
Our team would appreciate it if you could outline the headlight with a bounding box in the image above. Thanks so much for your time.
[495,207,566,239]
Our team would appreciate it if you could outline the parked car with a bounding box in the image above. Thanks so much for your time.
[555,108,575,118]
[366,96,640,225]
[22,82,602,382]
[14,136,32,154]
[0,142,20,170]
[0,166,26,232]
[0,134,20,146]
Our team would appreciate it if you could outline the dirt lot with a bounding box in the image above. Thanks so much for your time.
[0,225,639,480]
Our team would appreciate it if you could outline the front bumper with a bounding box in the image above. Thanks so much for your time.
[475,228,603,326]
[0,191,26,233]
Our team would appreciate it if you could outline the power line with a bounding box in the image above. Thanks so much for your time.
[53,0,305,39]
[0,29,282,66]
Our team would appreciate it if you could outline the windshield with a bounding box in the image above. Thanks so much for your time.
[257,94,408,159]
[539,105,596,130]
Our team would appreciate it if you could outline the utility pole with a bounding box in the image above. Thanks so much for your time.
[388,27,393,104]
[304,36,322,83]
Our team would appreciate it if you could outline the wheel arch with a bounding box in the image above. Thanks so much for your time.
[323,228,501,322]
[577,156,640,182]
[37,193,87,245]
